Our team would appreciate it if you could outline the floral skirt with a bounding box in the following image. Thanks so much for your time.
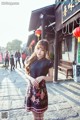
[24,80,48,113]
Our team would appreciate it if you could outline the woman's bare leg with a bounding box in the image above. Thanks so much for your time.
[32,112,44,120]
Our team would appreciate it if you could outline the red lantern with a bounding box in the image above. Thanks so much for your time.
[30,40,35,46]
[73,27,80,38]
[35,30,41,37]
[73,27,80,42]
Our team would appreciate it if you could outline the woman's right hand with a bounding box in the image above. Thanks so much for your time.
[31,79,39,88]
[25,74,39,87]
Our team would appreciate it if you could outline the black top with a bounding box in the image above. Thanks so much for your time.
[30,58,53,78]
[10,57,14,65]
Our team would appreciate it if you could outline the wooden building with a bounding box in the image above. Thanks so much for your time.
[26,0,80,81]
[55,0,80,80]
[56,0,80,61]
[27,5,55,56]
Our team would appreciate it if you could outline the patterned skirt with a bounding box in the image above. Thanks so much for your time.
[24,80,48,113]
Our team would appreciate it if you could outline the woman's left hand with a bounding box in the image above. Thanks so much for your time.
[32,80,39,88]
[36,76,45,83]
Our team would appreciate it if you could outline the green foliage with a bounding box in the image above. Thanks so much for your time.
[6,42,12,51]
[6,39,22,52]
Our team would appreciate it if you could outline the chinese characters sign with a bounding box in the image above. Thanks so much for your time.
[62,0,80,23]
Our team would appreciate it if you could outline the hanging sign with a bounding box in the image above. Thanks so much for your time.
[62,0,80,23]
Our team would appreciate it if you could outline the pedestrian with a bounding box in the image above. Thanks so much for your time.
[10,54,15,71]
[0,52,3,63]
[15,50,21,68]
[24,40,53,120]
[5,51,9,69]
[21,52,27,68]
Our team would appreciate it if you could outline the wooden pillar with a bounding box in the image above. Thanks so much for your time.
[40,14,45,40]
[53,31,58,82]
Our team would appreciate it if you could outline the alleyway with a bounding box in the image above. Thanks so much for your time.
[0,66,80,120]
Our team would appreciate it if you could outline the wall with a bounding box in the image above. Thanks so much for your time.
[62,37,75,62]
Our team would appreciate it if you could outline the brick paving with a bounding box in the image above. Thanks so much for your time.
[0,66,80,120]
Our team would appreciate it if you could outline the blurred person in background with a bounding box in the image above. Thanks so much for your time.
[15,50,21,68]
[21,52,27,68]
[4,51,9,69]
[10,54,15,71]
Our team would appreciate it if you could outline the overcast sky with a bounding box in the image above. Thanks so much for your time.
[0,0,54,47]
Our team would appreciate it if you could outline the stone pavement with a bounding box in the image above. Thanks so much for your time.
[0,66,80,120]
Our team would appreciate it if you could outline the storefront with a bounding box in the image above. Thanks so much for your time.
[55,0,80,80]
[26,0,80,81]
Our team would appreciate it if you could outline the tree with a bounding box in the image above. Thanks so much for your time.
[6,39,22,52]
[6,42,12,51]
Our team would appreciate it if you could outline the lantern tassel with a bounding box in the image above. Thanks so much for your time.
[78,37,80,42]
[38,36,39,41]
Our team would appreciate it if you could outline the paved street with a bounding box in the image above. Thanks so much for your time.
[0,66,80,120]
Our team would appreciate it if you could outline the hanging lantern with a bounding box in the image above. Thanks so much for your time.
[73,27,80,41]
[73,27,80,64]
[30,40,35,46]
[35,29,41,40]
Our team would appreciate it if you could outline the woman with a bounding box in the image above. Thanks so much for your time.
[24,40,53,120]
[5,51,9,69]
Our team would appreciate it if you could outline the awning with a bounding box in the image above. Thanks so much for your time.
[27,5,56,46]
[28,4,55,31]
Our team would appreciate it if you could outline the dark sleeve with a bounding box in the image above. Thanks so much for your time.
[48,60,53,68]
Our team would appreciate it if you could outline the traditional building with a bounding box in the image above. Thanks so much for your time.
[27,5,55,56]
[26,0,80,81]
[56,0,80,62]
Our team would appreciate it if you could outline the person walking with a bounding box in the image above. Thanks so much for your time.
[21,52,27,68]
[15,51,21,68]
[24,40,53,120]
[4,51,9,69]
[10,54,15,71]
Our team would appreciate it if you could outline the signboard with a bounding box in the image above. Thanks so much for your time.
[62,0,80,23]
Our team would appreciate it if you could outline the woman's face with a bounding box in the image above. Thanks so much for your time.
[35,45,45,59]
